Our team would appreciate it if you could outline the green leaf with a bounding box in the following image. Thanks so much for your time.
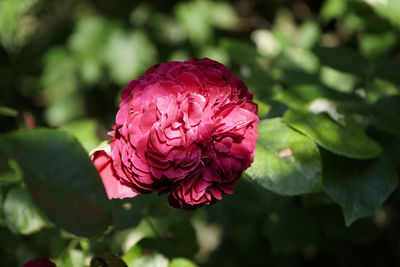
[61,119,100,152]
[220,38,259,65]
[111,197,145,230]
[364,0,400,28]
[241,69,275,99]
[169,258,198,267]
[122,246,143,266]
[68,16,113,84]
[296,20,320,49]
[321,151,398,226]
[3,187,48,235]
[283,109,382,159]
[41,47,77,102]
[198,46,229,66]
[131,252,169,267]
[277,69,321,87]
[44,94,84,127]
[371,95,400,138]
[368,128,400,174]
[0,129,112,238]
[55,249,85,267]
[105,30,156,85]
[359,31,397,61]
[0,0,37,49]
[112,193,181,231]
[0,106,18,117]
[319,0,347,23]
[0,159,22,186]
[374,54,400,84]
[0,189,3,225]
[175,0,213,45]
[320,66,357,93]
[254,99,287,119]
[314,46,370,76]
[245,118,323,195]
[91,252,128,267]
[274,85,327,109]
[275,85,367,114]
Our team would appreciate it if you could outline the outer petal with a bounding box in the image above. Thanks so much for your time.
[91,149,138,199]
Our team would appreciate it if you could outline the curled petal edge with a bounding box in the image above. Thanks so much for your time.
[90,147,138,199]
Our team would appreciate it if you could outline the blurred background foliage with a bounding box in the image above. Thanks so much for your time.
[0,0,400,266]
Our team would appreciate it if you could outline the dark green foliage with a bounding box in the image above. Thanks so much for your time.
[0,0,399,266]
[0,129,112,238]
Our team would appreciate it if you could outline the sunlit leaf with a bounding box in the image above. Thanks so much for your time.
[283,109,382,159]
[0,0,37,49]
[0,106,18,117]
[55,249,85,267]
[251,29,282,57]
[198,46,229,66]
[175,0,213,45]
[69,16,114,84]
[61,119,100,152]
[44,94,84,127]
[175,0,236,45]
[169,258,198,267]
[245,118,323,195]
[0,159,22,186]
[211,2,237,29]
[122,246,143,266]
[3,187,48,235]
[131,252,169,267]
[320,66,357,93]
[275,85,366,113]
[364,0,400,28]
[319,0,347,23]
[105,30,156,85]
[272,9,297,46]
[150,14,186,44]
[359,31,397,61]
[364,78,398,104]
[296,20,321,49]
[280,48,320,73]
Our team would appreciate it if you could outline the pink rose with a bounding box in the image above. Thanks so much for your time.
[23,258,56,267]
[91,58,258,209]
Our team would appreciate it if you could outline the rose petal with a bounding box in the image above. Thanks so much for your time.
[91,150,138,199]
[23,258,56,267]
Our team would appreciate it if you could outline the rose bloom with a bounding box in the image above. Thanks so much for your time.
[91,58,258,209]
[23,258,56,267]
